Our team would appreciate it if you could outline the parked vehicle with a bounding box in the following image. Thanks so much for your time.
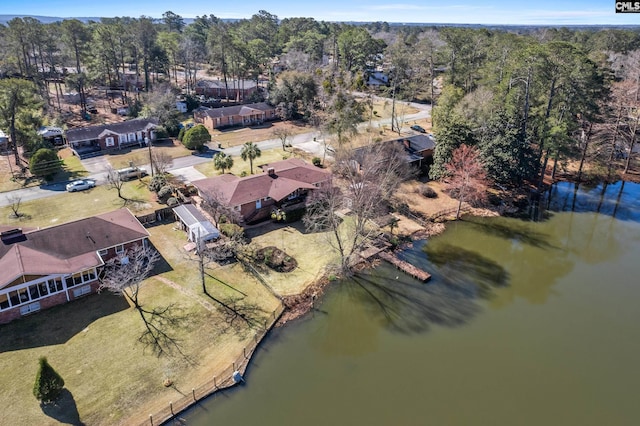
[116,166,147,180]
[66,179,96,192]
[410,124,426,133]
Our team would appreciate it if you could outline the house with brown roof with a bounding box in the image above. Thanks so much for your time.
[192,158,331,224]
[65,118,158,157]
[194,102,276,131]
[0,209,149,324]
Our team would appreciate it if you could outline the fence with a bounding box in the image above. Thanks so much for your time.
[140,304,285,426]
[136,207,174,225]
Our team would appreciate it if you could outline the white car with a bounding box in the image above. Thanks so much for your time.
[66,179,96,192]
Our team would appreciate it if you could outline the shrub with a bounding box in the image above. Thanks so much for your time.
[157,185,173,201]
[33,357,64,404]
[166,197,179,207]
[182,124,211,151]
[219,223,244,239]
[312,157,322,167]
[29,148,62,178]
[148,175,167,192]
[177,126,186,141]
[155,126,169,139]
[418,186,438,198]
[240,170,248,177]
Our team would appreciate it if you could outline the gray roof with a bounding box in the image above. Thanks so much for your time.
[198,102,274,119]
[196,79,258,89]
[173,204,208,227]
[65,118,158,143]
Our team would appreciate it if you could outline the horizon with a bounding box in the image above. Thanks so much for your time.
[2,0,640,26]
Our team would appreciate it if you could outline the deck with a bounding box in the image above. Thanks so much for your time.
[379,252,432,282]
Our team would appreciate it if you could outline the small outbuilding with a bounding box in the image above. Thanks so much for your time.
[172,204,219,243]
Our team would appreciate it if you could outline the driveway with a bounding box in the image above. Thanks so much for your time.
[169,166,207,184]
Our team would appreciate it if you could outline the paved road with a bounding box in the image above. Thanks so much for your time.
[0,99,431,208]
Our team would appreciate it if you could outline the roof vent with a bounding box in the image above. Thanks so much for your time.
[267,167,276,176]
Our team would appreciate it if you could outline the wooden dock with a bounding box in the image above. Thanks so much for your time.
[379,252,432,282]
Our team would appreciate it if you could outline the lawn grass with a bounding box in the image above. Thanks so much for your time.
[194,147,295,177]
[0,179,160,228]
[105,140,193,170]
[0,221,282,426]
[211,120,311,149]
[247,221,342,295]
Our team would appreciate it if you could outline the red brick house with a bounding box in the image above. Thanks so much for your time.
[194,103,277,131]
[193,158,331,224]
[65,118,158,157]
[0,209,150,324]
[195,79,258,101]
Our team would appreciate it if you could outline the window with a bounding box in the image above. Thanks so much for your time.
[29,284,40,300]
[20,302,40,316]
[105,136,115,147]
[73,286,91,298]
[256,199,262,209]
[8,291,19,306]
[234,205,241,211]
[99,248,108,257]
[38,282,49,297]
[0,294,9,310]
[54,277,63,292]
[129,132,136,142]
[116,245,124,254]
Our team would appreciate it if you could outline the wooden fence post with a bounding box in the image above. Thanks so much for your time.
[192,388,196,401]
[149,414,153,426]
[243,347,247,358]
[170,402,174,416]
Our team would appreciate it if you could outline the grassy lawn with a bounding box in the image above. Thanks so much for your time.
[247,221,341,296]
[0,179,159,228]
[105,140,193,169]
[211,120,311,149]
[0,148,90,193]
[0,220,282,426]
[195,147,296,177]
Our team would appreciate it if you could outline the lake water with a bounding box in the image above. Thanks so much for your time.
[183,181,640,426]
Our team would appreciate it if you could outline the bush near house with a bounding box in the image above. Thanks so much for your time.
[29,148,63,178]
[182,124,210,151]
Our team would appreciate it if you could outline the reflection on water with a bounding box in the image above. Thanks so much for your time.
[184,182,640,426]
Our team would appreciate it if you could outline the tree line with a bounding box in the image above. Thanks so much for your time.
[2,13,640,185]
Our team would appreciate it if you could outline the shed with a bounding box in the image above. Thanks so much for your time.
[172,205,220,243]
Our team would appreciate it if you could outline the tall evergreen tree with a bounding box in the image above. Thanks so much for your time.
[33,357,65,404]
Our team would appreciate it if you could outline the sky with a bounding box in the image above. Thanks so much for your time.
[2,0,640,25]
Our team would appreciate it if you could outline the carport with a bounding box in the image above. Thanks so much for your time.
[172,204,220,243]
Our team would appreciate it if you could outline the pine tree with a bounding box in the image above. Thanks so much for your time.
[33,357,65,404]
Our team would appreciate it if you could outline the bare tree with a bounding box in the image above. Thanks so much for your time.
[201,189,240,228]
[105,166,127,203]
[444,144,489,219]
[7,194,23,218]
[99,244,186,357]
[272,127,293,151]
[150,150,173,175]
[304,142,412,273]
